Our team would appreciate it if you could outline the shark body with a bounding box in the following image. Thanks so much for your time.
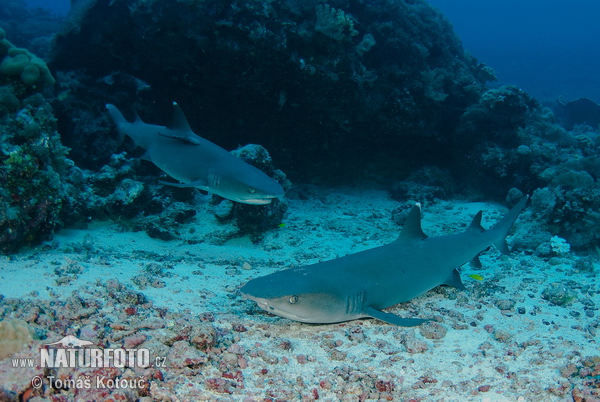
[106,103,284,205]
[241,197,527,326]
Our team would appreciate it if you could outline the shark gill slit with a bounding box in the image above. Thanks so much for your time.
[346,290,366,315]
[207,169,220,190]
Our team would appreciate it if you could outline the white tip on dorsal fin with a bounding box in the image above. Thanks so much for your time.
[168,102,192,132]
[397,202,427,241]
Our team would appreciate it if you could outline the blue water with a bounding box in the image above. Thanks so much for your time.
[25,0,70,16]
[427,0,600,103]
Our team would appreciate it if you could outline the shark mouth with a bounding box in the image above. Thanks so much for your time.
[239,197,274,205]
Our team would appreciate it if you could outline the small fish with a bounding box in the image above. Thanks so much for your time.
[468,274,484,281]
[278,223,286,228]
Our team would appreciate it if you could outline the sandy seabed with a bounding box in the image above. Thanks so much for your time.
[0,186,598,401]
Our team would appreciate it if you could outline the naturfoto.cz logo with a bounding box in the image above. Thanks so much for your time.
[10,335,165,392]
[11,335,167,369]
[39,335,152,368]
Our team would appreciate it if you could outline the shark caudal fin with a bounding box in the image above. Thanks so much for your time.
[490,195,528,255]
[106,104,129,144]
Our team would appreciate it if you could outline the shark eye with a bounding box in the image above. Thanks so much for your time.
[289,296,298,304]
[248,187,256,194]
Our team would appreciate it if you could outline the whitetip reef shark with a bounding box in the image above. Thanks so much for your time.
[241,197,527,326]
[106,102,284,205]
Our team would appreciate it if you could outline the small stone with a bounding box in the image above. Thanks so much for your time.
[494,299,516,311]
[167,340,208,369]
[559,363,578,378]
[541,283,577,306]
[189,323,217,351]
[122,334,147,349]
[419,322,447,340]
[396,330,428,353]
[493,330,512,343]
[346,325,366,342]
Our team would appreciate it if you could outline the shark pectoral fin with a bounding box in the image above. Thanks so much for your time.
[444,268,467,290]
[470,254,482,268]
[364,307,429,327]
[157,130,203,145]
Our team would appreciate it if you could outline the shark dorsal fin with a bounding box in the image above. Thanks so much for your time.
[397,203,427,241]
[160,102,205,145]
[466,211,485,233]
[168,102,193,132]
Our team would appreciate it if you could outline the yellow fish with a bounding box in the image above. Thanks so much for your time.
[468,274,484,281]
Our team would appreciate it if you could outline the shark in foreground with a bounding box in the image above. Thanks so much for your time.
[241,197,528,326]
[106,102,284,205]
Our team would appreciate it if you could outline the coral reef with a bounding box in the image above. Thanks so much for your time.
[49,0,493,183]
[451,85,600,250]
[0,28,54,88]
[0,90,76,253]
[315,4,358,41]
[3,0,599,253]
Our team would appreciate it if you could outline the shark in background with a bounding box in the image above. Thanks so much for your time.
[241,197,528,326]
[106,102,284,205]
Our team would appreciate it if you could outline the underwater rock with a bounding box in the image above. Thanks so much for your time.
[457,86,540,147]
[189,323,217,351]
[529,185,600,250]
[541,283,577,306]
[49,0,492,182]
[395,329,428,354]
[222,144,289,239]
[493,299,516,312]
[418,322,447,340]
[554,97,600,130]
[214,199,234,219]
[167,340,209,369]
[389,166,455,203]
[0,319,33,360]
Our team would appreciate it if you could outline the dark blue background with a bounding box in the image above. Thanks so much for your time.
[26,0,70,16]
[25,0,600,103]
[428,0,600,103]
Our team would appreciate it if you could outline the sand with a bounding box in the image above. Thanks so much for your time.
[0,186,598,400]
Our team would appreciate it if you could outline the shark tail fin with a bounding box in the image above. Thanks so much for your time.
[490,195,528,255]
[106,104,128,143]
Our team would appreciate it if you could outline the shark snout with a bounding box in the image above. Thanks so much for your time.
[241,292,272,312]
